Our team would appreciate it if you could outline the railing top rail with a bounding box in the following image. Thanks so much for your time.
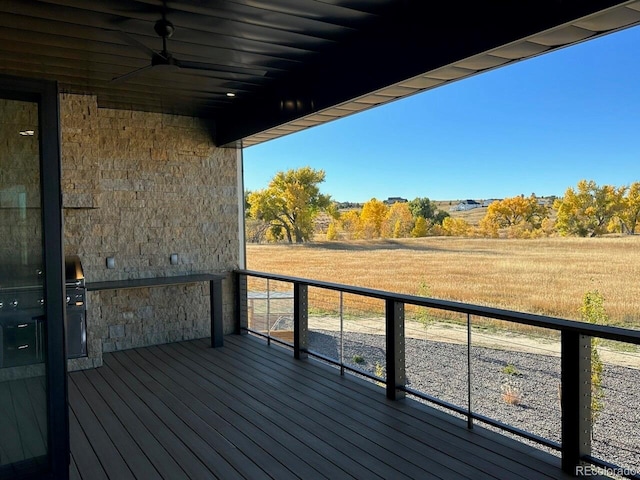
[237,269,640,345]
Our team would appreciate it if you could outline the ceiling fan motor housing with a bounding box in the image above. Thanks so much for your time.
[154,19,174,39]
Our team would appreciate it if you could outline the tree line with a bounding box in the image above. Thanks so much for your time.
[246,168,640,243]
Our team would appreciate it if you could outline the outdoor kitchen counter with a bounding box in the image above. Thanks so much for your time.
[86,273,226,348]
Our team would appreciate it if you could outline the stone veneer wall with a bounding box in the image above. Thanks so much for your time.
[60,94,240,370]
[0,99,42,270]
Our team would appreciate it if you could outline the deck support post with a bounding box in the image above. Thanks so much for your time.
[235,272,248,335]
[210,278,224,348]
[561,331,591,474]
[294,282,308,360]
[386,299,405,400]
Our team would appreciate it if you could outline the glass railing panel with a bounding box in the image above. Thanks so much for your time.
[247,277,293,342]
[470,317,561,446]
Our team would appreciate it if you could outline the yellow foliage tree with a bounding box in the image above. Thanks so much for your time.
[477,216,499,238]
[383,202,414,238]
[326,221,339,240]
[339,209,362,239]
[248,167,331,243]
[410,216,429,237]
[481,194,549,231]
[619,181,640,234]
[360,198,388,239]
[554,180,626,237]
[441,217,471,236]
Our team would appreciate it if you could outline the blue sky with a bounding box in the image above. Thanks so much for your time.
[243,26,640,203]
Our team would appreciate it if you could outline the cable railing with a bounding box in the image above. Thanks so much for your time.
[235,269,640,479]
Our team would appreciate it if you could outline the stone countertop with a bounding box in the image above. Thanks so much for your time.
[86,273,226,291]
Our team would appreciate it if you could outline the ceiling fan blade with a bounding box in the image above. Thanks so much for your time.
[111,64,154,83]
[174,58,267,77]
[113,29,165,60]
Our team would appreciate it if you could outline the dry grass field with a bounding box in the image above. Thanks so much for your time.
[246,236,640,328]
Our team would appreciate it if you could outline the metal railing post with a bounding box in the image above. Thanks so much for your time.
[294,282,308,360]
[266,279,271,345]
[385,299,405,400]
[340,292,344,375]
[467,313,473,429]
[235,272,248,335]
[561,331,592,474]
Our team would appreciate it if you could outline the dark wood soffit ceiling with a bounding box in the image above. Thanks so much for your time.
[1,1,639,147]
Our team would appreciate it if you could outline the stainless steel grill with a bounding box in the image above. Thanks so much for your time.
[0,256,86,368]
[65,255,86,359]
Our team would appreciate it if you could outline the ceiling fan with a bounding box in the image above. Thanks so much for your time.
[111,14,267,83]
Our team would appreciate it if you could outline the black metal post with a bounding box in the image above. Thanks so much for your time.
[561,331,592,474]
[385,299,405,400]
[467,313,473,429]
[235,272,248,335]
[210,279,224,347]
[294,282,308,359]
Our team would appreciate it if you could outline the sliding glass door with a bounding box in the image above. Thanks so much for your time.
[0,78,68,479]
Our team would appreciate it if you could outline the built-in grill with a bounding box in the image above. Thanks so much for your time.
[0,256,87,368]
[0,266,45,368]
[65,255,86,359]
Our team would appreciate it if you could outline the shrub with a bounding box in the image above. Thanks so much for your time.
[352,354,365,364]
[415,280,435,330]
[580,290,606,425]
[502,363,520,376]
[501,383,523,406]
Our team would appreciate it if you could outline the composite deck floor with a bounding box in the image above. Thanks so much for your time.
[68,334,578,480]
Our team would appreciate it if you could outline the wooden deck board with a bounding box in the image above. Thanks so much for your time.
[8,379,47,461]
[109,348,283,480]
[0,380,27,465]
[152,342,390,479]
[198,337,516,480]
[68,402,109,480]
[67,335,582,480]
[129,345,316,480]
[68,378,135,480]
[223,335,571,479]
[104,352,249,480]
[168,340,447,480]
[221,335,570,480]
[71,370,163,480]
[0,376,48,467]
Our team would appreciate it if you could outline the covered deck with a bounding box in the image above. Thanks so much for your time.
[68,334,576,480]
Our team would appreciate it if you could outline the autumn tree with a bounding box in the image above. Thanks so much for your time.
[383,202,414,238]
[339,209,362,239]
[247,167,332,243]
[410,216,429,237]
[479,194,549,238]
[483,194,548,228]
[326,221,339,240]
[554,180,626,237]
[441,217,471,236]
[359,198,388,239]
[619,182,640,234]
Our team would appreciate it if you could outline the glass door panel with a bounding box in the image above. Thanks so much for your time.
[0,98,48,474]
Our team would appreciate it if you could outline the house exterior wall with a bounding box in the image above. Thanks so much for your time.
[0,99,41,269]
[60,94,240,370]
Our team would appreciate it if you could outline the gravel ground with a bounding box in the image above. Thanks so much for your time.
[308,329,640,472]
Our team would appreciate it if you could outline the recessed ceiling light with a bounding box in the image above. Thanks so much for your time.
[19,130,35,136]
[226,92,236,97]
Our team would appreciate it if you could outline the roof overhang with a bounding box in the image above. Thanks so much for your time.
[2,1,639,147]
